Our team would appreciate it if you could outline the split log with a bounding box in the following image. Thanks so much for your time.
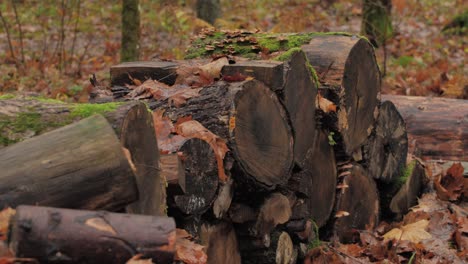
[0,115,138,211]
[362,100,408,183]
[331,163,379,243]
[0,98,165,215]
[222,50,318,168]
[160,154,186,195]
[382,95,468,162]
[150,79,294,189]
[240,231,296,264]
[287,130,337,228]
[110,61,179,88]
[200,222,241,264]
[8,205,176,264]
[302,35,381,157]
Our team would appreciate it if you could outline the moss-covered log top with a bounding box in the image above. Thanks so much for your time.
[0,96,123,147]
[185,29,364,60]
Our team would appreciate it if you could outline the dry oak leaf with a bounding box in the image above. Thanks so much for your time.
[125,254,154,264]
[152,110,186,153]
[383,219,432,243]
[175,229,207,264]
[199,57,229,80]
[434,162,465,201]
[175,120,229,182]
[316,94,337,113]
[0,208,15,241]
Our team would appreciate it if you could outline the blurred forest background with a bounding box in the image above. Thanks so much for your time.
[0,0,466,102]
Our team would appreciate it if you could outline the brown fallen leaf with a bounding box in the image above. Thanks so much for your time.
[434,162,465,201]
[0,208,15,241]
[317,94,337,113]
[125,254,154,264]
[152,110,186,153]
[175,229,207,264]
[383,219,432,243]
[199,57,229,80]
[175,120,229,182]
[168,87,202,107]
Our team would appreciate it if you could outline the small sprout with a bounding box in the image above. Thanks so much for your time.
[328,132,337,146]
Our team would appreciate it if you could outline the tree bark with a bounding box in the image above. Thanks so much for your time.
[382,95,468,162]
[362,100,408,183]
[195,0,221,25]
[0,115,138,211]
[302,35,381,158]
[121,0,140,62]
[8,205,176,264]
[0,98,165,215]
[150,79,294,189]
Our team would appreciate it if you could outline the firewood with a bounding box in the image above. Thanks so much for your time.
[8,205,176,264]
[302,35,381,158]
[0,98,165,215]
[0,115,138,211]
[110,60,178,88]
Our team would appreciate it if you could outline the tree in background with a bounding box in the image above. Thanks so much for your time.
[121,0,140,62]
[196,0,220,25]
[361,0,393,76]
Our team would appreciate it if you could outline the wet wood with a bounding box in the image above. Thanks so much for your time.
[382,94,468,162]
[160,154,186,195]
[331,163,379,243]
[8,205,176,264]
[363,100,408,183]
[201,222,241,264]
[110,60,179,88]
[0,99,165,215]
[151,79,294,189]
[0,115,138,211]
[303,35,380,157]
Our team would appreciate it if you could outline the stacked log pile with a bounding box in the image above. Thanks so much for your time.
[107,33,416,263]
[1,32,466,263]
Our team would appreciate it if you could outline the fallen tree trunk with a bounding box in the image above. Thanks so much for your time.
[0,115,138,211]
[382,94,468,162]
[0,98,165,215]
[8,205,176,264]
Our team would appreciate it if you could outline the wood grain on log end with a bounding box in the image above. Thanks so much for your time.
[303,35,380,155]
[363,101,408,183]
[201,222,241,264]
[332,163,379,243]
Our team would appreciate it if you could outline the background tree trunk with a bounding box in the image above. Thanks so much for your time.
[121,0,140,62]
[196,0,221,25]
[361,0,393,47]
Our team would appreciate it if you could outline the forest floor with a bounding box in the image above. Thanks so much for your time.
[0,0,466,102]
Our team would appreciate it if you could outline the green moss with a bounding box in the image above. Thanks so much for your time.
[306,61,320,86]
[307,220,322,249]
[327,132,337,146]
[0,94,16,100]
[26,96,66,104]
[442,11,468,35]
[70,102,123,118]
[396,160,416,188]
[273,47,300,61]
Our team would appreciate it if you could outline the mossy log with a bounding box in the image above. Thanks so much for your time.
[302,35,381,158]
[150,79,294,190]
[382,95,468,162]
[0,115,138,211]
[0,98,165,215]
[362,100,408,183]
[330,163,379,243]
[9,205,176,264]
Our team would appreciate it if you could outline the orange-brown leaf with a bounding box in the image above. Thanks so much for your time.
[434,163,465,201]
[175,229,207,264]
[317,94,337,113]
[152,110,186,153]
[0,208,15,241]
[175,120,229,182]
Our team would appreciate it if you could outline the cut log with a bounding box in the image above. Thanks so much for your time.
[0,98,165,215]
[382,95,468,162]
[254,193,292,238]
[200,222,241,264]
[302,35,381,157]
[362,100,408,183]
[170,138,219,216]
[150,79,294,189]
[389,160,426,217]
[8,205,176,264]
[240,231,295,264]
[288,130,337,228]
[0,115,138,211]
[160,153,186,195]
[110,60,179,88]
[221,60,284,92]
[331,163,379,243]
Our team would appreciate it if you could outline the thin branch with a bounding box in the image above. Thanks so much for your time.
[69,0,81,73]
[11,0,25,64]
[0,7,18,65]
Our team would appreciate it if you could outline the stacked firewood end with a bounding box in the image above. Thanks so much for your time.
[108,34,422,264]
